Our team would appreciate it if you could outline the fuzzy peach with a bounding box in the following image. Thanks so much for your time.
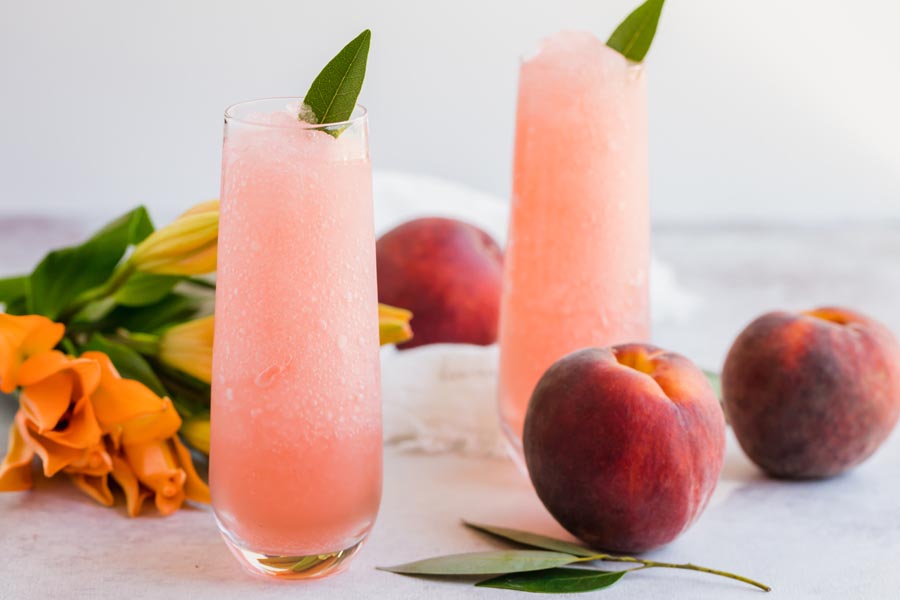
[376,217,503,349]
[722,307,900,479]
[524,344,726,553]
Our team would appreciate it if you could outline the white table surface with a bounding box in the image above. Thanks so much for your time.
[2,219,900,599]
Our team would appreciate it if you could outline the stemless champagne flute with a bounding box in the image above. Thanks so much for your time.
[498,32,652,471]
[210,98,381,579]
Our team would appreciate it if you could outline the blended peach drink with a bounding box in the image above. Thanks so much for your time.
[210,32,380,580]
[499,2,664,467]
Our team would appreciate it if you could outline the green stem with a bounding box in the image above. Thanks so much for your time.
[576,554,771,592]
[112,329,160,356]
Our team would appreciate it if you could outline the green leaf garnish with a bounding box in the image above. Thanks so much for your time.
[302,29,371,128]
[606,0,665,62]
[477,568,628,594]
[464,521,594,557]
[378,550,581,576]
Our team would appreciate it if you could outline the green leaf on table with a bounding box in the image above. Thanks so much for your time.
[114,272,182,307]
[302,29,371,130]
[477,568,628,593]
[28,206,154,319]
[378,550,581,576]
[464,522,595,557]
[0,275,27,304]
[82,333,167,397]
[607,0,665,62]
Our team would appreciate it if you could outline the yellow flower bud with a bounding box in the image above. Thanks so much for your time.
[158,316,214,384]
[180,416,210,455]
[378,303,413,346]
[130,200,219,276]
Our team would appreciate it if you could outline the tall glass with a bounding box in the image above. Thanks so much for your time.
[498,32,651,469]
[210,99,381,579]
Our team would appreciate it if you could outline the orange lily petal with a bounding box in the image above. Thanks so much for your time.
[21,319,67,361]
[18,369,73,433]
[19,352,102,398]
[19,351,73,386]
[118,397,181,447]
[69,472,114,506]
[18,412,85,477]
[40,395,103,450]
[154,485,186,516]
[0,418,35,491]
[171,436,210,504]
[110,454,148,517]
[63,443,112,477]
[0,315,64,393]
[123,440,187,516]
[82,351,169,433]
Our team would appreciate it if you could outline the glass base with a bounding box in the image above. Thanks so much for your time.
[221,534,365,580]
[500,419,530,477]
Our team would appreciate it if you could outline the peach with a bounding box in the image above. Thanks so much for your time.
[376,217,503,349]
[524,344,726,553]
[722,307,900,479]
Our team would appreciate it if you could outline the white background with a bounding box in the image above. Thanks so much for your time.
[1,0,898,227]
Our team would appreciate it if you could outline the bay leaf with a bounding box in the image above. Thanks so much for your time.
[379,550,580,576]
[302,29,371,128]
[464,521,595,558]
[606,0,665,62]
[477,568,628,594]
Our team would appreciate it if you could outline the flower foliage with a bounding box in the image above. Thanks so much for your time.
[0,201,412,516]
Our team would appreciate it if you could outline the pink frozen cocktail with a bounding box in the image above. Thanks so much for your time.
[498,32,652,467]
[210,99,380,579]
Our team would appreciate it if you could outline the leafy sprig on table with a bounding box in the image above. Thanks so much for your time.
[378,521,771,594]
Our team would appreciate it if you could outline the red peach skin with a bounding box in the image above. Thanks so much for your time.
[722,307,900,479]
[376,217,503,349]
[524,344,726,553]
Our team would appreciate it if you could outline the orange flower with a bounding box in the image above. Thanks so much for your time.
[81,350,209,516]
[0,418,34,491]
[1,350,107,492]
[83,351,179,447]
[0,314,65,393]
[16,351,103,477]
[123,436,210,516]
[1,347,210,516]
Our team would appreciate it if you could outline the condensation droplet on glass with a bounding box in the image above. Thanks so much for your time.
[255,357,292,388]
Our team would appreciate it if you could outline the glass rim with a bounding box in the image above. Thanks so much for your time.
[223,97,368,130]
